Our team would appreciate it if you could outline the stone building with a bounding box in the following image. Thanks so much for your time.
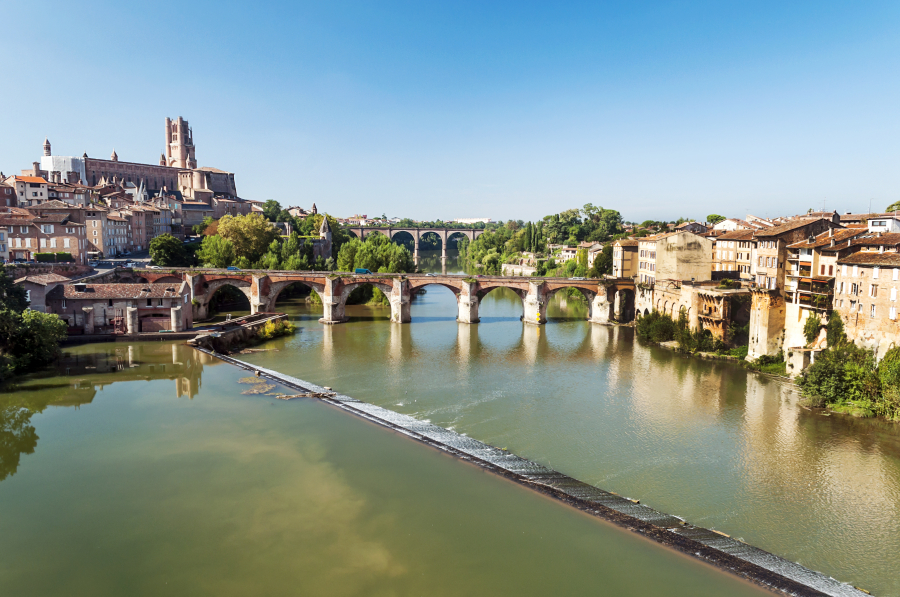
[637,231,713,287]
[747,218,845,359]
[781,228,871,351]
[712,230,755,279]
[14,273,71,311]
[611,239,638,278]
[833,250,900,359]
[46,281,192,334]
[1,211,87,263]
[29,117,243,207]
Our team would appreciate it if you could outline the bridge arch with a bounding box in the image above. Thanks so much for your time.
[389,230,416,251]
[267,279,325,308]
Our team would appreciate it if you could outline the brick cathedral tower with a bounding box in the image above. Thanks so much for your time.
[164,116,197,169]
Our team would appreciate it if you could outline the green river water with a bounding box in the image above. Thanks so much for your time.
[1,257,898,596]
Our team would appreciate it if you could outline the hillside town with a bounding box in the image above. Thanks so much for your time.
[3,117,900,384]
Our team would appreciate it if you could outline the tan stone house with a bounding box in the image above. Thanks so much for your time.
[833,251,900,359]
[612,239,638,278]
[46,282,192,334]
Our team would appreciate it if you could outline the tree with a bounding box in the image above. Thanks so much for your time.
[197,235,236,268]
[707,214,726,225]
[262,200,282,222]
[193,216,217,236]
[590,245,613,277]
[6,310,67,372]
[0,267,28,312]
[803,313,822,345]
[149,234,188,267]
[886,201,900,213]
[826,312,846,347]
[217,213,280,264]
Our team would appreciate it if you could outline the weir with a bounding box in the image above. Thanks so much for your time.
[195,347,869,597]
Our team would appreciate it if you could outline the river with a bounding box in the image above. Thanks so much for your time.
[1,254,898,595]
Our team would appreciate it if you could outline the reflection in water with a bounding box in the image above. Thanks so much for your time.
[0,406,38,482]
[240,287,900,597]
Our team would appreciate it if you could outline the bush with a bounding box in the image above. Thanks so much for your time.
[803,313,822,345]
[747,351,787,376]
[34,252,73,262]
[636,310,678,343]
[257,319,297,341]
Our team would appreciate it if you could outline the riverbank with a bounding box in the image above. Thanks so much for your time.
[198,347,869,597]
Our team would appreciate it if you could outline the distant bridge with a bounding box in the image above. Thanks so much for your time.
[128,269,636,325]
[344,227,486,261]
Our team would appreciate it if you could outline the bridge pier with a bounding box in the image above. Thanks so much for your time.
[589,287,614,324]
[457,281,480,323]
[523,281,548,325]
[319,277,347,324]
[389,278,411,323]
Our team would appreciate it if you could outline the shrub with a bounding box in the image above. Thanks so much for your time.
[803,313,822,345]
[636,310,678,343]
[34,252,74,262]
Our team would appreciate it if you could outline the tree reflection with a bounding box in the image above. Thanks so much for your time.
[0,405,38,482]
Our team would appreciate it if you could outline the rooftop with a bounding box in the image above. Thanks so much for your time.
[14,273,71,286]
[837,252,900,267]
[753,218,835,238]
[51,282,188,300]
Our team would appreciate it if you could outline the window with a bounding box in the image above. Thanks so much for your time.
[19,226,27,234]
[93,230,97,236]
[895,269,899,281]
[63,238,69,248]
[853,265,859,277]
[821,265,825,275]
[50,238,57,248]
[39,238,46,248]
[870,285,878,298]
[892,287,897,302]
[146,298,152,307]
[892,306,897,320]
[25,290,30,303]
[871,304,877,318]
[158,298,164,307]
[839,282,844,294]
[829,265,833,276]
[108,299,113,307]
[874,267,880,279]
[62,299,66,309]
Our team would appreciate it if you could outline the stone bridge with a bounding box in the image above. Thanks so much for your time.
[344,227,486,263]
[132,269,635,325]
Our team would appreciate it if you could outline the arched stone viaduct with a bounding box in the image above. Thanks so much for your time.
[344,227,486,263]
[134,269,635,326]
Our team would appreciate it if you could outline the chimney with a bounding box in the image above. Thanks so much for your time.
[880,245,884,253]
[828,228,833,237]
[830,239,835,247]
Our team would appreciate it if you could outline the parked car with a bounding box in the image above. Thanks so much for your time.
[88,260,98,267]
[354,268,372,274]
[569,277,586,280]
[226,266,241,271]
[425,273,438,276]
[147,265,162,269]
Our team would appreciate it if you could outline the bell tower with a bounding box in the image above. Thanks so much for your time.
[164,116,197,169]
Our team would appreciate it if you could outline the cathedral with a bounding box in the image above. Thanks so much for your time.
[29,117,239,203]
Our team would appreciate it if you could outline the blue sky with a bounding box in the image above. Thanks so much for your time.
[2,1,898,222]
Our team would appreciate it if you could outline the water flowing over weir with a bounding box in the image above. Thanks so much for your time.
[197,347,869,597]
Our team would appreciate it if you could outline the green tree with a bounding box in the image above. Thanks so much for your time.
[0,267,28,312]
[590,245,613,277]
[803,313,822,345]
[192,216,216,236]
[217,213,280,264]
[707,214,726,225]
[885,201,900,213]
[6,310,67,373]
[149,234,188,267]
[826,312,846,347]
[197,235,236,268]
[262,200,282,222]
